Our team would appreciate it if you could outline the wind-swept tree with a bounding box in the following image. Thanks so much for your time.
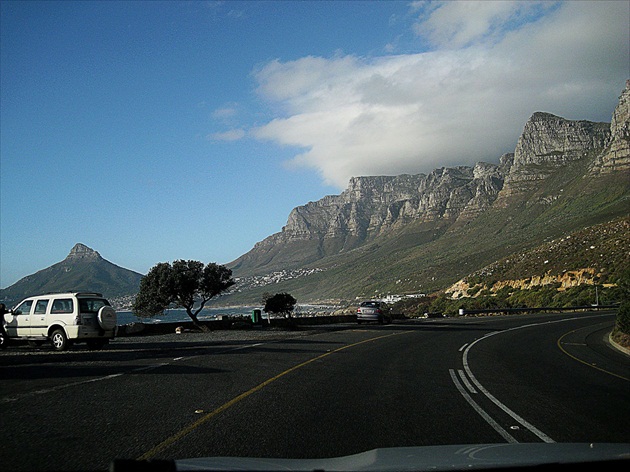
[133,260,234,331]
[263,292,297,319]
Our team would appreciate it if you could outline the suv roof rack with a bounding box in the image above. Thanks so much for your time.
[38,291,104,297]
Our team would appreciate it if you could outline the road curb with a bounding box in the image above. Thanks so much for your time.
[608,332,630,357]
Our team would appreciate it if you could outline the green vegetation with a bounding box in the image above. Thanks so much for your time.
[611,269,630,348]
[463,216,629,289]
[392,283,627,319]
[391,269,630,350]
[263,292,297,319]
[133,260,234,331]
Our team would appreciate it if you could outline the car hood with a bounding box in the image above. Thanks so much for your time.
[173,443,630,471]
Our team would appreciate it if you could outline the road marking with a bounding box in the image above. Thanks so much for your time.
[557,329,630,381]
[0,372,124,403]
[1,362,178,403]
[224,342,264,352]
[137,331,409,461]
[462,330,555,444]
[131,363,169,373]
[449,369,517,443]
[457,315,612,444]
[457,369,477,394]
[1,341,276,404]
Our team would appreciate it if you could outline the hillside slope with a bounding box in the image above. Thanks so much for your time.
[446,216,630,298]
[0,244,143,305]
[225,83,630,304]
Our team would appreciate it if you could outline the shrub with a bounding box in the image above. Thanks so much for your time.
[615,302,630,335]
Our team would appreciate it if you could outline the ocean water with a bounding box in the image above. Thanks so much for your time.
[116,305,337,326]
[116,307,258,326]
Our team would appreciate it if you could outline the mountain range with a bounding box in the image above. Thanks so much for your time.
[226,82,629,304]
[2,83,629,307]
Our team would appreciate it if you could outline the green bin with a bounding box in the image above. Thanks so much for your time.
[252,309,262,324]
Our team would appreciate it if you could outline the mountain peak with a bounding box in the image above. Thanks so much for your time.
[0,243,142,305]
[66,243,102,261]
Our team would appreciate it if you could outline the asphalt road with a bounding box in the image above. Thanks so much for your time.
[1,311,628,471]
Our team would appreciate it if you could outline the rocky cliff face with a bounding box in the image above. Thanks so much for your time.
[495,111,610,204]
[234,164,506,272]
[283,162,507,240]
[592,80,630,173]
[231,84,629,278]
[65,243,103,261]
[513,112,610,166]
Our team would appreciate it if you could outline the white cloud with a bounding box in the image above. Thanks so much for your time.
[251,1,629,189]
[411,1,559,49]
[212,107,238,119]
[208,129,245,141]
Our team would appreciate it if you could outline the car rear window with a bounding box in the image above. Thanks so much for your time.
[78,298,111,313]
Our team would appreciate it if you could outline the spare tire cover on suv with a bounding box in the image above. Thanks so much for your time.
[97,306,117,330]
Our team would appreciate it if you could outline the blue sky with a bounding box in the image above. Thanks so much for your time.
[1,1,628,288]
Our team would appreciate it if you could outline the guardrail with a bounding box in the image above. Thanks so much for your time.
[457,305,619,316]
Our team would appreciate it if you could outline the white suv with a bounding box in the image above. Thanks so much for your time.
[2,292,117,351]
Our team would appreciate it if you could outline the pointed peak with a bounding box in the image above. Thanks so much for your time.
[66,243,102,260]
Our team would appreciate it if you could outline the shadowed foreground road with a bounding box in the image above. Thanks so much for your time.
[1,312,628,471]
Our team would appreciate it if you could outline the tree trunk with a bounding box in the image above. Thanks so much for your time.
[187,310,210,332]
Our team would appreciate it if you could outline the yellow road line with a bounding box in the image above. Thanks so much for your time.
[138,331,408,460]
[557,329,629,382]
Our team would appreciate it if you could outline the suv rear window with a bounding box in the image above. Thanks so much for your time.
[51,299,74,314]
[78,298,111,313]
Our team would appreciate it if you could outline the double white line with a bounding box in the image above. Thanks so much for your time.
[450,328,555,444]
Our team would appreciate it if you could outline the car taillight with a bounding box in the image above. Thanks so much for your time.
[75,315,82,325]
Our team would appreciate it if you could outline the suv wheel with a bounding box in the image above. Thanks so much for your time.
[51,329,69,351]
[0,330,8,350]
